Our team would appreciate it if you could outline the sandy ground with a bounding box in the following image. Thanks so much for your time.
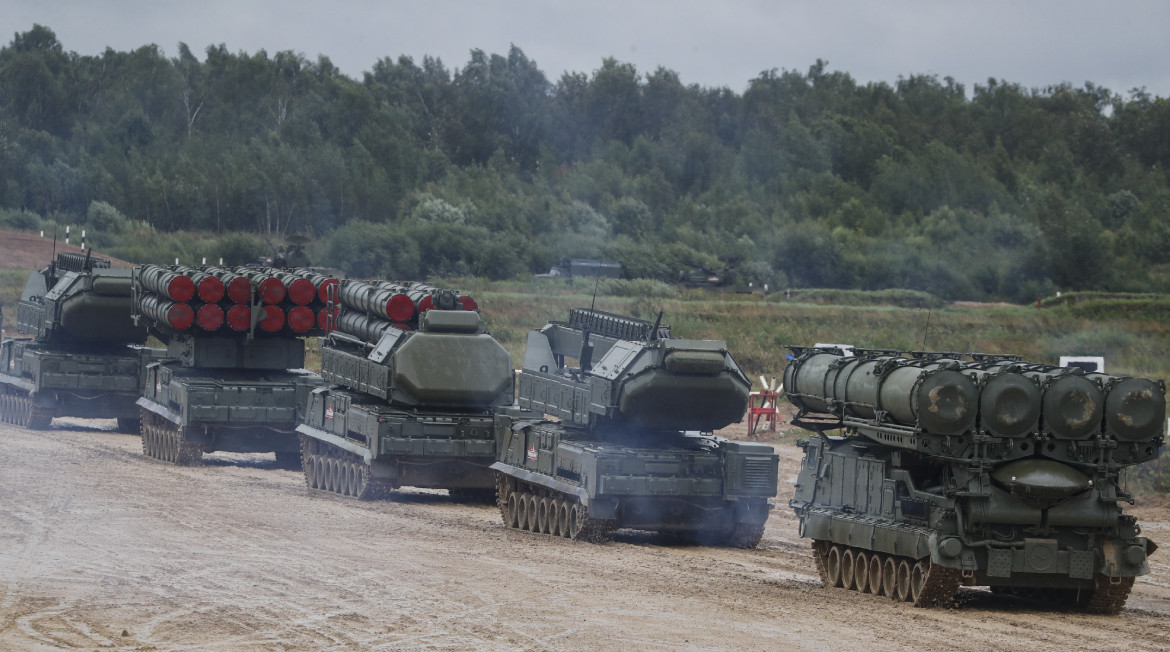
[2,419,1169,651]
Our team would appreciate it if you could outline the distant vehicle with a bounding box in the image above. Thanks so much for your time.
[535,258,622,280]
[677,255,749,292]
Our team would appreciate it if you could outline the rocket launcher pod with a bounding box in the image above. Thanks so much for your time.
[194,303,224,331]
[234,268,286,304]
[292,270,339,304]
[138,265,196,302]
[337,279,416,322]
[334,310,406,342]
[784,351,978,436]
[959,360,1042,438]
[138,293,195,331]
[273,271,317,306]
[257,304,285,333]
[173,266,226,303]
[202,267,253,304]
[286,305,316,333]
[1021,366,1105,440]
[1088,373,1166,442]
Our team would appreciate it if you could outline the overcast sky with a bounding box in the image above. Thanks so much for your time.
[7,0,1170,99]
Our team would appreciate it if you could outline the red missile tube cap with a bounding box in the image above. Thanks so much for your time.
[195,303,225,331]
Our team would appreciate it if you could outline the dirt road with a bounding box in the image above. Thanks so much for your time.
[2,420,1169,651]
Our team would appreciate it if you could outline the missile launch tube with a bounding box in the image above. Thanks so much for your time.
[335,310,407,342]
[138,265,196,302]
[1086,373,1165,442]
[784,350,978,436]
[138,293,195,331]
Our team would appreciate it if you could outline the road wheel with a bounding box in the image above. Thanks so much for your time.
[896,559,913,602]
[516,494,530,531]
[557,501,571,537]
[854,551,870,593]
[506,492,520,528]
[882,557,898,598]
[525,495,538,533]
[549,500,563,536]
[910,560,928,604]
[841,548,856,591]
[868,554,884,596]
[537,498,550,534]
[567,504,584,540]
[825,545,843,588]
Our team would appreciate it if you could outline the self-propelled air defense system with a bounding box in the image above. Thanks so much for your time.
[297,279,512,501]
[132,264,327,466]
[784,346,1164,613]
[0,252,163,431]
[492,309,778,546]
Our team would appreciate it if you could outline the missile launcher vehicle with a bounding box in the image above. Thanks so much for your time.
[0,252,163,431]
[297,279,512,501]
[492,309,778,546]
[133,264,326,466]
[784,346,1164,613]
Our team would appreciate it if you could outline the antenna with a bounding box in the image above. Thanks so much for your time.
[588,267,601,314]
[648,310,664,342]
[921,250,942,350]
[578,268,604,373]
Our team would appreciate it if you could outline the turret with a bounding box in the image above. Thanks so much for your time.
[15,252,146,345]
[319,279,511,409]
[518,308,751,433]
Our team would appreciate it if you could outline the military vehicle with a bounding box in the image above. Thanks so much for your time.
[535,258,623,280]
[297,279,512,501]
[677,255,750,292]
[784,346,1164,613]
[133,264,326,467]
[0,252,163,431]
[492,308,778,546]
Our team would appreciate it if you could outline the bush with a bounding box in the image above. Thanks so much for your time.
[0,208,44,231]
[211,232,269,266]
[597,278,678,298]
[86,201,128,233]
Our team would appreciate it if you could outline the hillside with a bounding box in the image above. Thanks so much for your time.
[0,229,134,270]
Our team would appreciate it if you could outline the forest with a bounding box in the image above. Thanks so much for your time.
[1,24,1169,302]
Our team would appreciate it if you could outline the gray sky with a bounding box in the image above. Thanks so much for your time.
[7,0,1170,98]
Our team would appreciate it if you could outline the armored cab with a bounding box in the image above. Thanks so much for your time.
[492,309,778,546]
[133,264,326,467]
[297,279,512,501]
[784,346,1164,613]
[0,252,163,431]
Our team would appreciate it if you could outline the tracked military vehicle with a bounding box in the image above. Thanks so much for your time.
[297,279,512,501]
[133,264,326,466]
[784,346,1164,613]
[492,309,778,546]
[0,252,163,431]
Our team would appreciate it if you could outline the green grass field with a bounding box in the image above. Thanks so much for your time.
[471,281,1170,385]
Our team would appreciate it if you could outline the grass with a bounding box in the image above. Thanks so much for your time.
[473,287,1170,384]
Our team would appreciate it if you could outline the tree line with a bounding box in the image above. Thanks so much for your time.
[2,24,1169,301]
